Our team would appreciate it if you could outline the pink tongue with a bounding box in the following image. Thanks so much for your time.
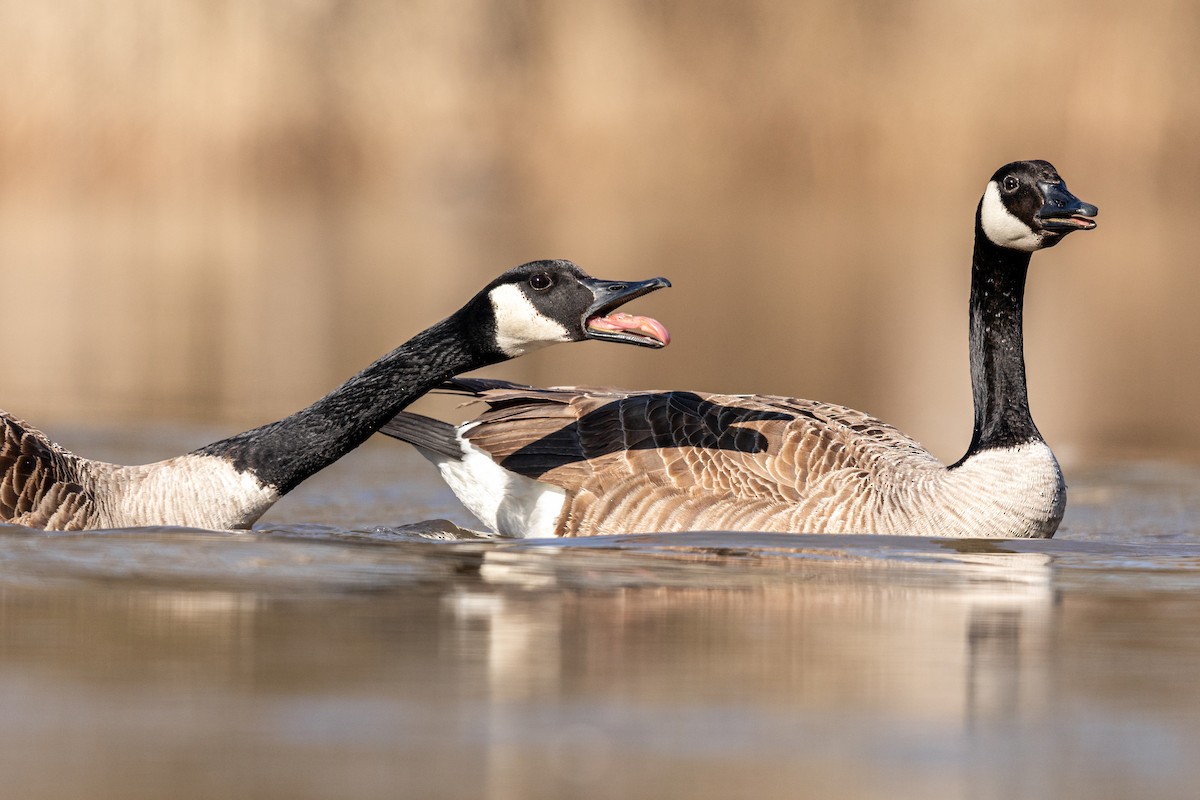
[587,312,671,345]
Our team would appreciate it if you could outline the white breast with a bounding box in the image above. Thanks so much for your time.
[95,454,281,529]
[932,441,1066,538]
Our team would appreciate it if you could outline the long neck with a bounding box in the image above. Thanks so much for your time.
[955,225,1041,466]
[196,311,501,493]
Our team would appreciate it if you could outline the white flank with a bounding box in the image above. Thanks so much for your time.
[489,284,572,358]
[979,181,1043,252]
[98,454,280,530]
[422,426,566,537]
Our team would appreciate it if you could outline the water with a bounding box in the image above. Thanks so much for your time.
[2,430,1200,800]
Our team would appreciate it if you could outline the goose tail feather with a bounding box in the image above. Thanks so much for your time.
[379,413,464,460]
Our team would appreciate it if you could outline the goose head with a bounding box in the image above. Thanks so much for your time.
[473,260,671,358]
[978,160,1098,252]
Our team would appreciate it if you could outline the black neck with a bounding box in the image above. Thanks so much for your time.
[196,310,501,493]
[954,223,1042,466]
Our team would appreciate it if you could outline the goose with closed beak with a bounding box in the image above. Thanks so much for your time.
[381,161,1096,538]
[0,260,670,530]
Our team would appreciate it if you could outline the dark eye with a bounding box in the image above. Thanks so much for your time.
[1003,175,1020,193]
[528,273,554,291]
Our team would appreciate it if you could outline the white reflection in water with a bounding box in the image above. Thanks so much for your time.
[433,541,1060,798]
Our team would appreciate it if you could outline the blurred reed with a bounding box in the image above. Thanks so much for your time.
[0,0,1197,462]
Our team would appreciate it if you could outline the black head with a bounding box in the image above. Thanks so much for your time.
[978,160,1098,252]
[472,259,671,358]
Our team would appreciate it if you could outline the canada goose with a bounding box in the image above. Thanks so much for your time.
[381,161,1097,538]
[0,260,670,530]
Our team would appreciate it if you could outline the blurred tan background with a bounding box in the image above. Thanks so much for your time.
[0,0,1195,464]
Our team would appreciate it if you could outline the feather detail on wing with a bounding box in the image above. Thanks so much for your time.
[0,413,96,529]
[437,379,946,535]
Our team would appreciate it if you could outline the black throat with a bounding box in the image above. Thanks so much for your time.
[195,308,503,494]
[954,220,1042,466]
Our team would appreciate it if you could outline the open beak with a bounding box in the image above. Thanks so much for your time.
[581,276,672,348]
[1036,181,1098,233]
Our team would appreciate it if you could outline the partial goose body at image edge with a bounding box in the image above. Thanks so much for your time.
[380,160,1097,539]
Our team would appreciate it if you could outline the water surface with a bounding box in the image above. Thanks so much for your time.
[2,430,1200,800]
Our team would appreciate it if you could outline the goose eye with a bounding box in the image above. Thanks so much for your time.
[528,273,554,291]
[1002,175,1020,193]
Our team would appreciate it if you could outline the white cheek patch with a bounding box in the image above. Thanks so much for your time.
[979,181,1043,252]
[489,284,572,357]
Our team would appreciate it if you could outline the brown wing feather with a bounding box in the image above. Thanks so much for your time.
[0,413,96,529]
[448,380,945,535]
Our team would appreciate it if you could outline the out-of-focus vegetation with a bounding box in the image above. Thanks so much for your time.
[1,0,1196,461]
